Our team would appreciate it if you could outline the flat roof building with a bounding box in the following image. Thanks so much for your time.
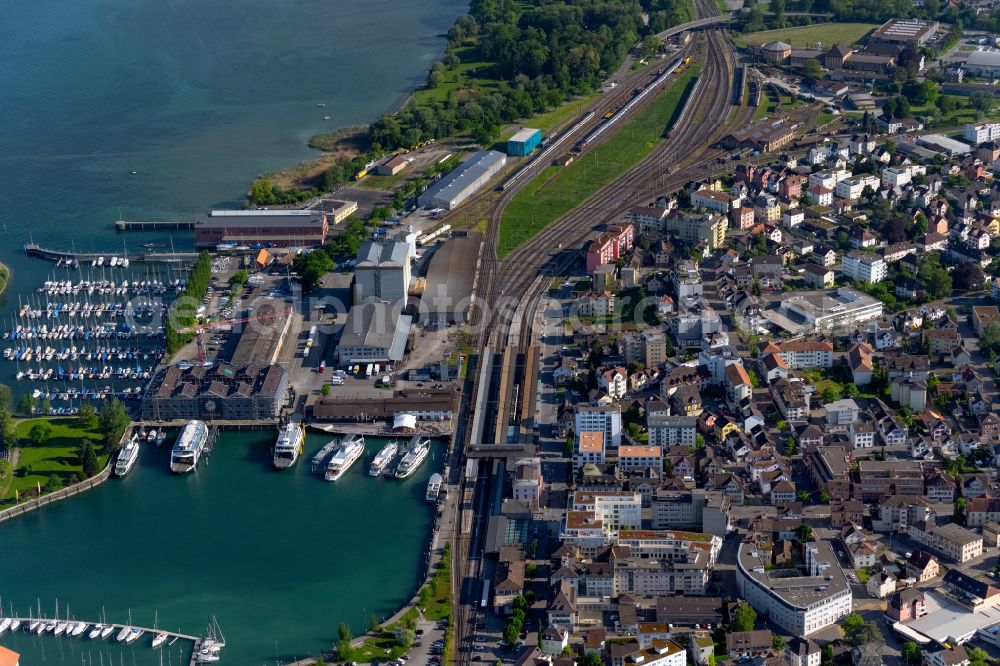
[418,150,507,210]
[964,50,1000,77]
[337,302,412,368]
[737,540,852,636]
[422,233,482,324]
[354,239,412,307]
[764,287,883,334]
[317,198,359,224]
[871,18,939,45]
[194,209,329,248]
[312,388,457,423]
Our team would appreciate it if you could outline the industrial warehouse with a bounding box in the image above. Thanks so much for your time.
[417,150,507,210]
[194,209,330,247]
[420,233,482,324]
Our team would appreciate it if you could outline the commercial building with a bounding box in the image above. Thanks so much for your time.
[763,287,883,334]
[723,118,797,152]
[618,445,664,471]
[575,403,623,448]
[312,388,457,424]
[842,251,888,284]
[760,340,834,369]
[317,198,359,224]
[736,540,852,636]
[141,363,288,421]
[354,239,412,306]
[570,491,643,535]
[964,50,1000,77]
[194,209,329,248]
[804,444,852,501]
[908,521,984,563]
[651,489,731,536]
[871,18,938,45]
[507,128,542,157]
[576,430,607,469]
[376,156,408,176]
[421,233,481,324]
[647,415,697,447]
[964,123,1000,144]
[337,302,412,368]
[858,460,925,501]
[417,150,507,210]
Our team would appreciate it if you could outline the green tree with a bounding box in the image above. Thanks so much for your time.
[81,441,99,478]
[78,403,97,428]
[98,399,130,449]
[503,622,520,646]
[582,652,605,666]
[229,269,249,286]
[803,58,823,80]
[841,612,864,644]
[980,324,1000,359]
[369,614,380,633]
[0,458,10,482]
[732,604,757,632]
[17,393,36,417]
[901,642,921,664]
[786,437,796,457]
[798,524,814,542]
[822,386,841,403]
[399,628,416,649]
[293,250,334,293]
[773,636,786,650]
[28,421,53,446]
[0,384,12,413]
[821,644,834,665]
[42,474,62,493]
[954,497,967,526]
[797,490,811,502]
[819,489,830,503]
[843,383,859,398]
[321,384,331,396]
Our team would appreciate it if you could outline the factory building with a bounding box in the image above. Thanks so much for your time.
[417,151,507,210]
[421,233,482,324]
[337,302,412,368]
[354,239,412,307]
[194,209,329,248]
[507,128,542,157]
[141,364,289,421]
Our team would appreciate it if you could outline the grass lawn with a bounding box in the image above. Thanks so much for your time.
[742,22,878,48]
[498,61,703,258]
[1,417,108,507]
[420,543,452,622]
[410,45,496,106]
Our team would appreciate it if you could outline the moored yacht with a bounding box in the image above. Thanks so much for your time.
[0,617,10,634]
[369,440,399,476]
[273,421,304,469]
[152,631,169,648]
[114,434,140,476]
[170,420,208,473]
[324,435,364,481]
[311,439,339,475]
[395,437,430,479]
[426,472,443,502]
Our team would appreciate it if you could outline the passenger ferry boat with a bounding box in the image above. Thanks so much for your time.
[426,472,443,502]
[369,440,399,476]
[325,435,365,481]
[273,421,304,469]
[170,420,208,474]
[114,434,140,477]
[311,439,340,475]
[395,437,430,479]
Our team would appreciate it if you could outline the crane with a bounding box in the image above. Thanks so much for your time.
[177,305,290,363]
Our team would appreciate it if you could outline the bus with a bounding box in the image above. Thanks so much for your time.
[480,579,491,609]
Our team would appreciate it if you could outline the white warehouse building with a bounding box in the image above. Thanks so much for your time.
[736,541,852,636]
[417,150,507,210]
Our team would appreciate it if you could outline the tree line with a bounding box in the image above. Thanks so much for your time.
[166,251,213,355]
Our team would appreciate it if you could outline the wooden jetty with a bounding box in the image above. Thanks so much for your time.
[116,219,196,231]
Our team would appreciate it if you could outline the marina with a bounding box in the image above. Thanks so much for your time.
[0,432,441,663]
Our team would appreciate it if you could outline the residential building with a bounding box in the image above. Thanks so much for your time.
[908,521,984,563]
[576,431,607,469]
[648,415,697,447]
[858,460,924,501]
[726,631,774,659]
[618,445,663,472]
[887,589,926,622]
[906,550,940,582]
[576,404,623,449]
[842,251,888,284]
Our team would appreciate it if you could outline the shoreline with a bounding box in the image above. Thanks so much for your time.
[0,260,10,298]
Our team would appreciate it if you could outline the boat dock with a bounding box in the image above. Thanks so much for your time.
[115,219,196,231]
[0,616,200,644]
[24,243,199,265]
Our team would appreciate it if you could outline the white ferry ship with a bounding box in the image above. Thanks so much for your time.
[395,437,430,479]
[170,420,208,474]
[325,435,365,481]
[426,472,443,502]
[114,433,140,477]
[369,440,399,476]
[311,439,340,474]
[273,421,304,470]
